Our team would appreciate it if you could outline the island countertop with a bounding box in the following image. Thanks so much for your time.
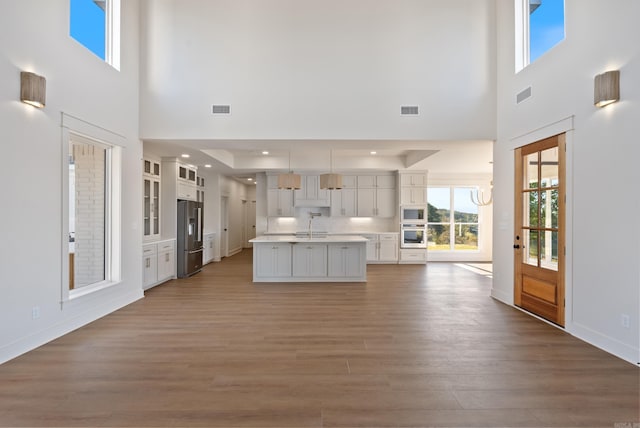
[249,235,369,243]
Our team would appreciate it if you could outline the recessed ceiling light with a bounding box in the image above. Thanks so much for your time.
[262,151,269,155]
[181,154,190,158]
[247,178,253,181]
[370,151,377,155]
[204,164,212,168]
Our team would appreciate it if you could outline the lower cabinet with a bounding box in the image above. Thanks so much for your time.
[143,240,176,290]
[203,233,216,264]
[328,244,364,278]
[292,244,327,277]
[255,243,292,277]
[252,241,366,282]
[362,233,398,264]
[399,248,427,264]
[142,244,158,288]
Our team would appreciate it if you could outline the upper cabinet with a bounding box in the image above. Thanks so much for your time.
[177,163,197,201]
[356,174,396,217]
[357,174,396,189]
[267,174,294,217]
[143,157,161,240]
[399,171,427,205]
[294,175,330,207]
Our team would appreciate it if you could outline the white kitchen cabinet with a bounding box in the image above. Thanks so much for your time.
[399,248,427,264]
[143,158,161,240]
[340,175,357,188]
[142,243,158,288]
[294,175,330,207]
[362,233,398,263]
[400,171,427,205]
[157,240,175,282]
[177,162,197,201]
[292,243,328,277]
[400,173,426,187]
[255,243,292,277]
[357,188,395,217]
[357,174,396,189]
[203,233,216,264]
[330,188,357,217]
[143,239,176,290]
[401,187,426,205]
[267,188,294,217]
[378,233,399,262]
[197,176,205,203]
[328,244,365,278]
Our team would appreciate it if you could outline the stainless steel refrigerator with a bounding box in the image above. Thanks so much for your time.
[177,200,203,278]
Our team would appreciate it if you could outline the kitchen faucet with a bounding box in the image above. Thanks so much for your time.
[308,212,321,239]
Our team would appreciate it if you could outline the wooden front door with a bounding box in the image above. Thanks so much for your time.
[514,134,566,326]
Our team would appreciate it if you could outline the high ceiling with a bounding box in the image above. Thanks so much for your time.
[143,139,493,181]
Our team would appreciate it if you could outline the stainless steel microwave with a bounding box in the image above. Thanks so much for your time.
[401,206,426,222]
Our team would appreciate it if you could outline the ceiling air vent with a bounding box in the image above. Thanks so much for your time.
[400,105,419,115]
[212,104,231,114]
[516,87,532,104]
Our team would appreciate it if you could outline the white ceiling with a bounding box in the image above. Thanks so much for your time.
[143,139,494,180]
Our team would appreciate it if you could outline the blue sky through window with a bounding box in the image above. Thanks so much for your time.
[529,0,565,63]
[70,0,105,60]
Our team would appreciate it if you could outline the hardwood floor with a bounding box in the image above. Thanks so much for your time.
[0,250,638,427]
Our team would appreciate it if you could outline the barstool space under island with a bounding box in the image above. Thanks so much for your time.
[249,235,368,282]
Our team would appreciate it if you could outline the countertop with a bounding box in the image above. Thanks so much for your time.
[249,235,369,243]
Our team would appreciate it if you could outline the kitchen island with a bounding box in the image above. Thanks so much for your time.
[249,235,368,282]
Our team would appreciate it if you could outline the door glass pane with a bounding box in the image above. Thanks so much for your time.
[524,229,539,266]
[427,224,450,250]
[541,147,559,188]
[524,190,539,227]
[540,189,547,227]
[540,230,559,271]
[550,188,559,228]
[524,153,539,189]
[428,188,450,222]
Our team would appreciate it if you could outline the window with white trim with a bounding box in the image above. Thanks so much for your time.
[516,0,565,72]
[63,114,122,300]
[427,187,480,251]
[70,0,121,70]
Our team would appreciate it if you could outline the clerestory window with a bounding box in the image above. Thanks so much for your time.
[516,0,565,71]
[70,0,120,69]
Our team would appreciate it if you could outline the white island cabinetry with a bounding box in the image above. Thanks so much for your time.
[255,243,292,278]
[328,244,364,278]
[250,236,367,282]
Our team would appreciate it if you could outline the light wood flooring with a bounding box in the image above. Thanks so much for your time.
[0,250,638,427]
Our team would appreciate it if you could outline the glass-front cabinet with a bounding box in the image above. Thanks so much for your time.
[143,158,161,240]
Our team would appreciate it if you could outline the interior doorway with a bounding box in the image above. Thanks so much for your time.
[514,133,566,326]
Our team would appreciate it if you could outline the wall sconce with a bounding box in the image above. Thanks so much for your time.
[20,71,46,108]
[594,70,620,108]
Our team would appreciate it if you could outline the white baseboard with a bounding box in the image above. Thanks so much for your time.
[491,287,511,305]
[570,322,640,367]
[0,289,143,365]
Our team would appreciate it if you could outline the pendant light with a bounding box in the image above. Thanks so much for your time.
[320,150,343,190]
[277,150,301,189]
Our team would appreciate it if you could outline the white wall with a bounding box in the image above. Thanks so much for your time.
[139,0,496,141]
[0,1,142,364]
[493,0,640,364]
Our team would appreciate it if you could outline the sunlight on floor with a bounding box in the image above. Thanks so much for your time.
[454,263,493,278]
